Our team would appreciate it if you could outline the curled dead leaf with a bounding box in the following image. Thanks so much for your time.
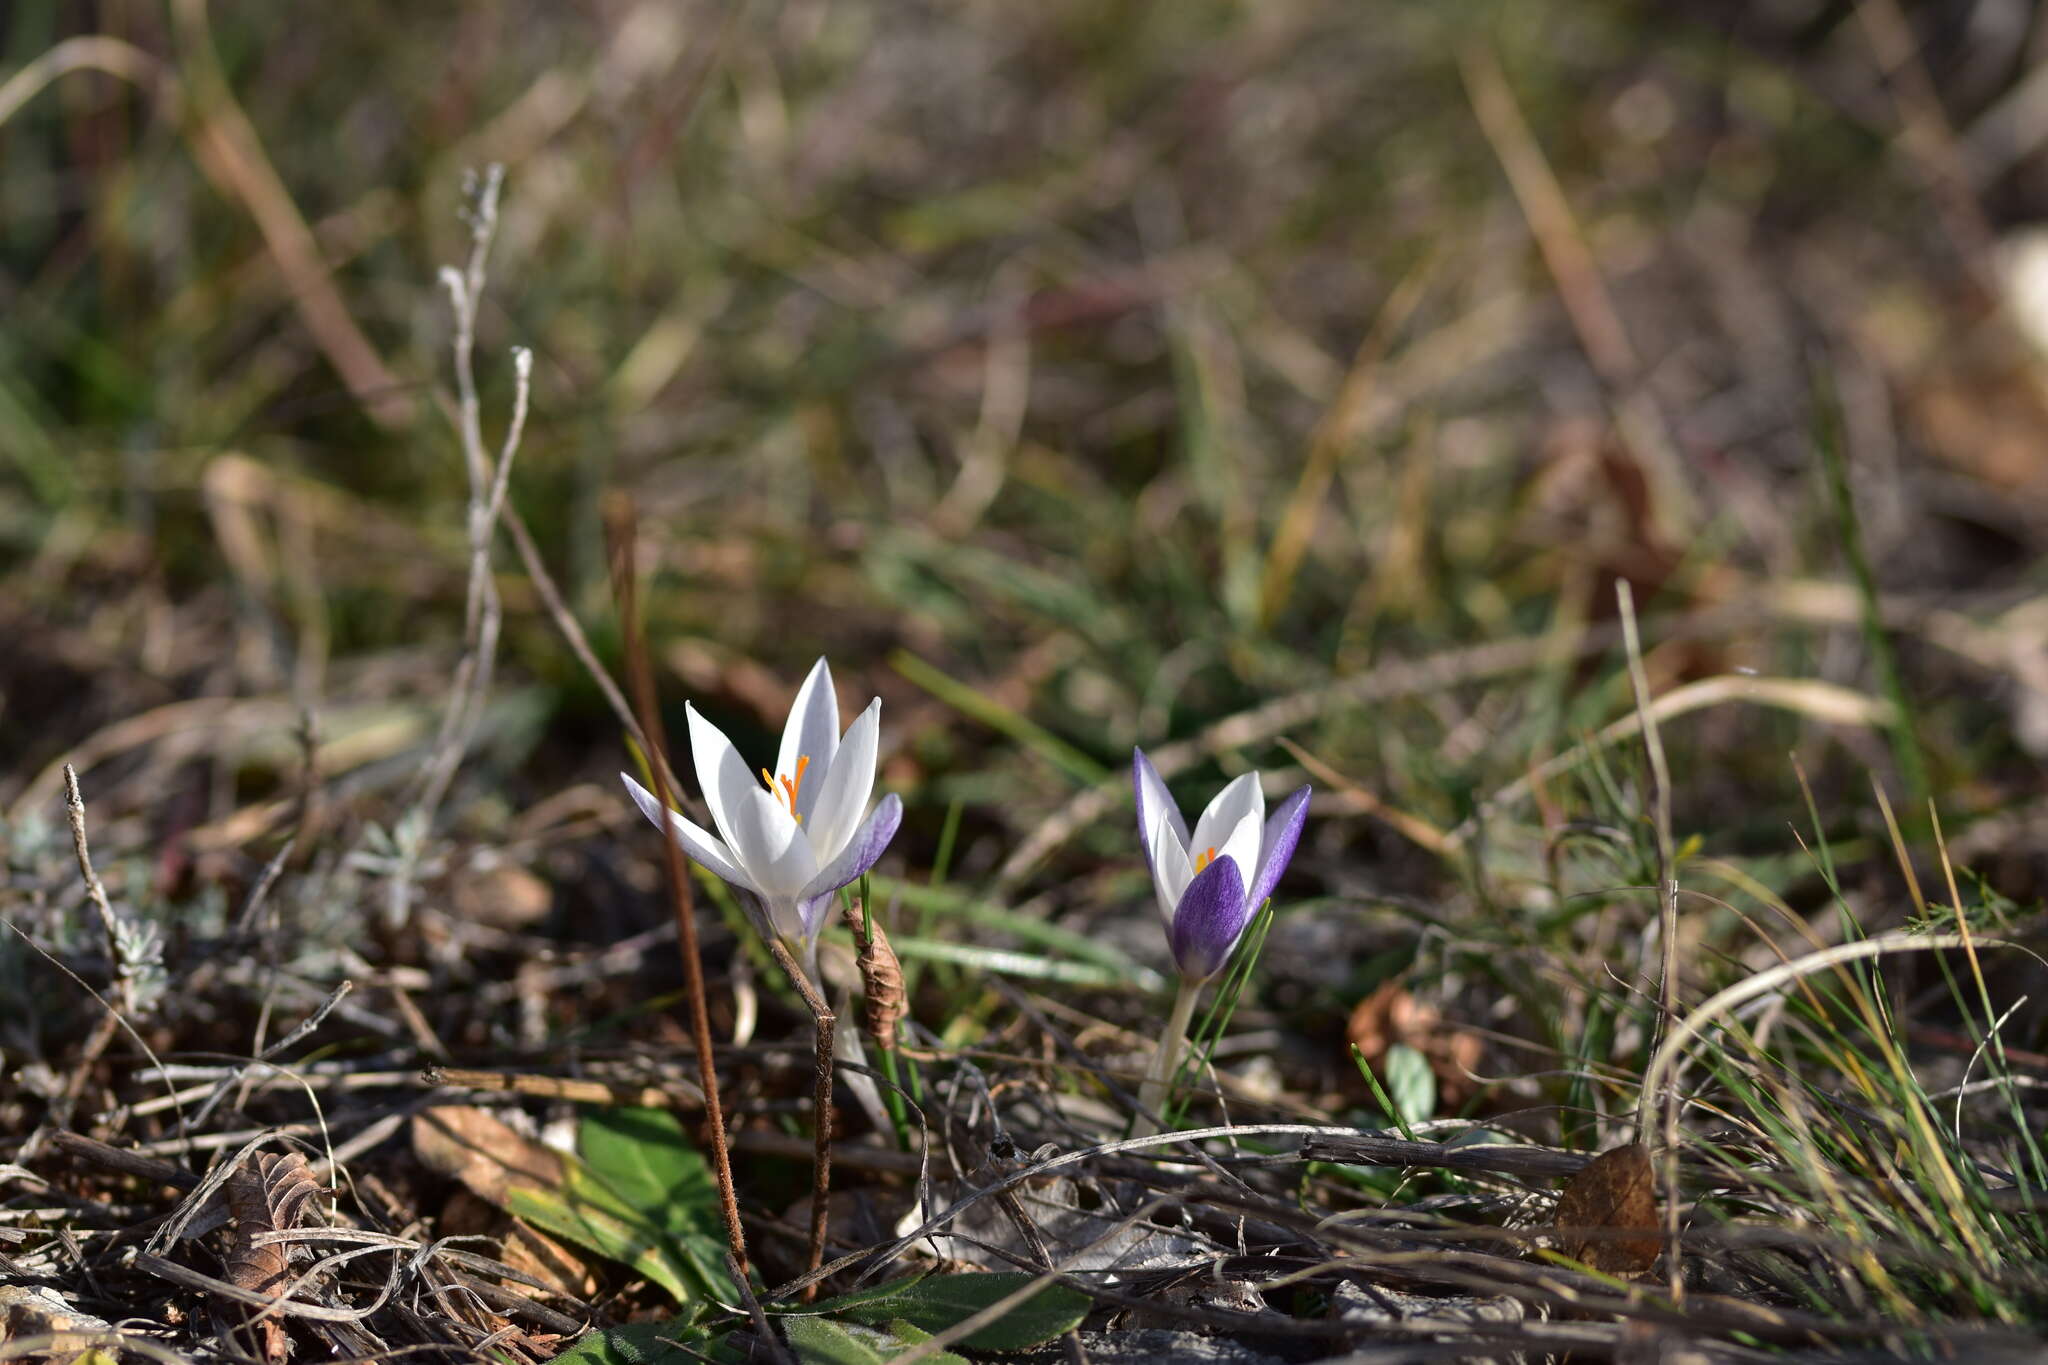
[844,899,905,1043]
[1345,979,1484,1104]
[223,1150,327,1362]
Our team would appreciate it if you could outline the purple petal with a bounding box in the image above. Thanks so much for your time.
[796,792,903,940]
[1132,748,1189,874]
[1244,784,1310,911]
[1169,853,1249,982]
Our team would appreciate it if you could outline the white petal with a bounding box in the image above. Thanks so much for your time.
[1133,750,1190,854]
[728,784,819,899]
[1190,773,1264,904]
[619,774,759,893]
[776,658,841,825]
[806,698,878,863]
[686,703,761,867]
[1149,807,1193,925]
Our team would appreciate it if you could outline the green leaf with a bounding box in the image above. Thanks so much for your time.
[553,1322,712,1365]
[783,1317,887,1365]
[499,1108,734,1306]
[781,1316,970,1365]
[1385,1043,1437,1127]
[880,1320,970,1365]
[787,1270,926,1315]
[816,1272,1090,1351]
[581,1108,716,1215]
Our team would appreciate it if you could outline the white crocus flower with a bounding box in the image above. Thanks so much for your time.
[1130,747,1309,1135]
[623,658,902,968]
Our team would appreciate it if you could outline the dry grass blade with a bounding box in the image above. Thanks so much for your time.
[222,1150,327,1362]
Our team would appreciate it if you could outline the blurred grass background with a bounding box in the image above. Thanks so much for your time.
[5,0,2048,1136]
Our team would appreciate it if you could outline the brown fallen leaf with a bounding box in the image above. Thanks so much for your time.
[410,1106,599,1299]
[449,859,554,930]
[1551,1141,1661,1277]
[1345,979,1485,1105]
[412,1106,565,1201]
[223,1150,327,1362]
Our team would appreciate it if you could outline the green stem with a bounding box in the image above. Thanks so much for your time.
[1133,978,1201,1137]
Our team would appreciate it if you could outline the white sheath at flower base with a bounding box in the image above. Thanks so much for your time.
[623,657,902,961]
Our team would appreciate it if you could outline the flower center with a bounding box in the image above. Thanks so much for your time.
[760,754,811,821]
[1194,845,1218,872]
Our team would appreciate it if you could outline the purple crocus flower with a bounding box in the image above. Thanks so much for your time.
[624,657,901,959]
[1133,748,1310,982]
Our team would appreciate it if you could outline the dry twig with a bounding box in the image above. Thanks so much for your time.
[605,498,749,1278]
[386,165,534,927]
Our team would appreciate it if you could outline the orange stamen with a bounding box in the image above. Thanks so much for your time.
[760,755,812,821]
[1194,845,1218,872]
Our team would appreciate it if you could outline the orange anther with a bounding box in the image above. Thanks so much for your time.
[1194,845,1218,872]
[780,754,810,810]
[761,755,812,821]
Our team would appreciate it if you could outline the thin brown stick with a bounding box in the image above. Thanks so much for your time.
[605,498,748,1278]
[167,0,414,429]
[500,500,683,800]
[766,938,836,1301]
[52,1129,202,1190]
[423,1066,700,1109]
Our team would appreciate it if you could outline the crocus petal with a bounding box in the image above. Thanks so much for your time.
[806,698,879,864]
[1244,784,1310,911]
[777,657,841,825]
[686,703,762,861]
[1131,748,1190,868]
[1190,773,1264,894]
[796,792,902,940]
[619,773,759,894]
[1169,853,1249,981]
[1147,806,1192,926]
[728,785,818,899]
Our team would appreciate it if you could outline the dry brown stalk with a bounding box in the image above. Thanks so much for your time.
[604,498,749,1279]
[764,937,837,1302]
[168,0,414,428]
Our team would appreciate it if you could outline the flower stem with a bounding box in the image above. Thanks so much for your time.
[767,938,835,1300]
[1133,978,1201,1137]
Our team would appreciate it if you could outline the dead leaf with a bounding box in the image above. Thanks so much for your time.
[0,1284,123,1356]
[449,859,553,930]
[412,1106,564,1201]
[411,1107,599,1299]
[1552,1142,1661,1277]
[1345,980,1484,1104]
[222,1151,326,1362]
[844,899,905,1043]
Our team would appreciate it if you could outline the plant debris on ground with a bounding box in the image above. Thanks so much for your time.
[3,2,2048,1361]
